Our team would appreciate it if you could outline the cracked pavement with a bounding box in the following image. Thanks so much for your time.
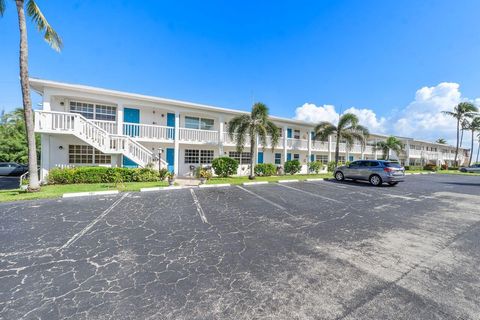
[0,174,479,319]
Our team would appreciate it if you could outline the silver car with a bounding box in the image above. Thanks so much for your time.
[459,164,480,173]
[334,160,405,186]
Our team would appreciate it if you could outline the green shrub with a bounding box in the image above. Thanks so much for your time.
[212,157,239,177]
[47,167,161,184]
[195,167,213,180]
[158,168,169,181]
[284,160,301,175]
[308,161,323,174]
[423,163,437,171]
[405,165,422,171]
[327,161,337,172]
[254,163,276,176]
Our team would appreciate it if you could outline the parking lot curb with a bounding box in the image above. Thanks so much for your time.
[278,179,299,183]
[62,190,119,198]
[305,178,328,181]
[242,181,269,186]
[140,186,186,192]
[199,184,231,188]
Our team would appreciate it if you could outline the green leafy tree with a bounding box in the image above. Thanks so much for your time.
[435,138,447,144]
[0,108,40,163]
[313,113,369,166]
[228,102,280,179]
[374,136,404,160]
[467,117,480,165]
[442,102,478,166]
[1,0,62,191]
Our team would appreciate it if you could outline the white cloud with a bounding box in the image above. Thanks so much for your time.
[293,103,387,133]
[294,82,479,147]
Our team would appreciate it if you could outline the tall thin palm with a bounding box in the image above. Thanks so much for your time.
[0,0,62,191]
[374,136,403,160]
[313,113,369,166]
[476,132,480,164]
[228,102,280,179]
[468,117,480,165]
[442,102,478,167]
[435,138,447,144]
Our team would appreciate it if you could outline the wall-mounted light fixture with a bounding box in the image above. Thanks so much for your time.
[60,101,65,106]
[58,146,64,150]
[161,114,165,118]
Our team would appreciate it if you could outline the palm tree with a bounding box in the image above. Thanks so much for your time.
[435,138,447,144]
[0,0,62,191]
[459,118,470,148]
[228,102,280,179]
[442,102,478,167]
[476,132,480,164]
[467,117,480,165]
[313,113,369,166]
[374,136,404,160]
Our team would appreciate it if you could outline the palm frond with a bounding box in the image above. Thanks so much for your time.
[0,0,6,17]
[27,0,63,51]
[341,132,355,150]
[234,120,251,153]
[266,120,280,151]
[338,113,359,130]
[313,121,336,141]
[251,102,268,121]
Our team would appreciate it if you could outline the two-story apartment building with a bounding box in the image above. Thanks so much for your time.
[31,78,470,182]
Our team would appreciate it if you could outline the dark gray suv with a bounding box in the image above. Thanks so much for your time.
[334,160,405,186]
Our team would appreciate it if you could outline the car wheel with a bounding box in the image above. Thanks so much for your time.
[369,174,382,186]
[334,171,344,181]
[387,182,398,186]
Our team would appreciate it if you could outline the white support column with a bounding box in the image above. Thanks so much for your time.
[374,138,378,160]
[405,140,410,166]
[117,104,124,135]
[40,134,50,183]
[307,130,312,163]
[283,126,288,164]
[255,135,259,165]
[218,116,224,157]
[327,135,332,162]
[174,112,180,175]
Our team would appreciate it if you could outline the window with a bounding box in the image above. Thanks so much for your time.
[68,145,111,164]
[294,130,300,139]
[184,149,199,164]
[316,155,328,164]
[185,116,214,130]
[275,153,281,165]
[338,156,346,163]
[293,154,300,160]
[228,151,251,164]
[200,150,214,164]
[70,101,116,121]
[366,161,380,167]
[95,105,116,121]
[184,149,214,164]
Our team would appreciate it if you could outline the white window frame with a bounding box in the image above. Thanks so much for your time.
[69,100,117,122]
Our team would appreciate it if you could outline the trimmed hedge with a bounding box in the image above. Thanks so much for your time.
[47,167,161,184]
[254,163,276,176]
[308,161,323,174]
[212,157,239,177]
[284,160,302,175]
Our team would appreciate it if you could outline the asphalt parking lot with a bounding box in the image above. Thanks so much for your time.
[0,176,20,190]
[0,174,479,319]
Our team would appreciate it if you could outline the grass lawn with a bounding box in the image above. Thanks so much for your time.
[207,173,333,185]
[0,181,169,203]
[437,170,480,176]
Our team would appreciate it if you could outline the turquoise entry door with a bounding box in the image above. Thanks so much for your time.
[123,156,138,168]
[287,153,292,161]
[166,148,175,173]
[310,154,315,162]
[257,152,264,164]
[167,113,175,139]
[124,108,140,137]
[287,128,292,138]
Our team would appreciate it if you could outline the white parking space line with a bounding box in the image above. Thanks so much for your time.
[276,183,342,203]
[61,193,129,250]
[305,180,373,197]
[190,189,208,224]
[236,186,287,210]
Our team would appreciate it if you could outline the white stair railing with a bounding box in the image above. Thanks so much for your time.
[35,111,155,168]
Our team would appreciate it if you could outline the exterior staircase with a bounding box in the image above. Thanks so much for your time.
[34,111,167,168]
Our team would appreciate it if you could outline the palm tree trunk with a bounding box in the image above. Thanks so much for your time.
[335,134,340,166]
[476,139,480,163]
[249,136,255,179]
[454,117,460,167]
[16,0,40,191]
[460,129,464,147]
[470,129,475,166]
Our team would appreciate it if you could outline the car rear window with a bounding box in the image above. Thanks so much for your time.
[384,162,402,168]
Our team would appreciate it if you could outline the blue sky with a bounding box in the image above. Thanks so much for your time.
[1,0,480,147]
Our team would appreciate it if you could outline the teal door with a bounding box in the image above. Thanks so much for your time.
[257,152,264,164]
[166,148,174,173]
[167,113,175,139]
[123,156,138,168]
[124,108,140,137]
[287,153,292,161]
[310,154,315,162]
[287,128,292,139]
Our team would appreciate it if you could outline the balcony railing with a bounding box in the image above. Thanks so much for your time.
[124,123,174,141]
[179,127,219,144]
[93,120,117,134]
